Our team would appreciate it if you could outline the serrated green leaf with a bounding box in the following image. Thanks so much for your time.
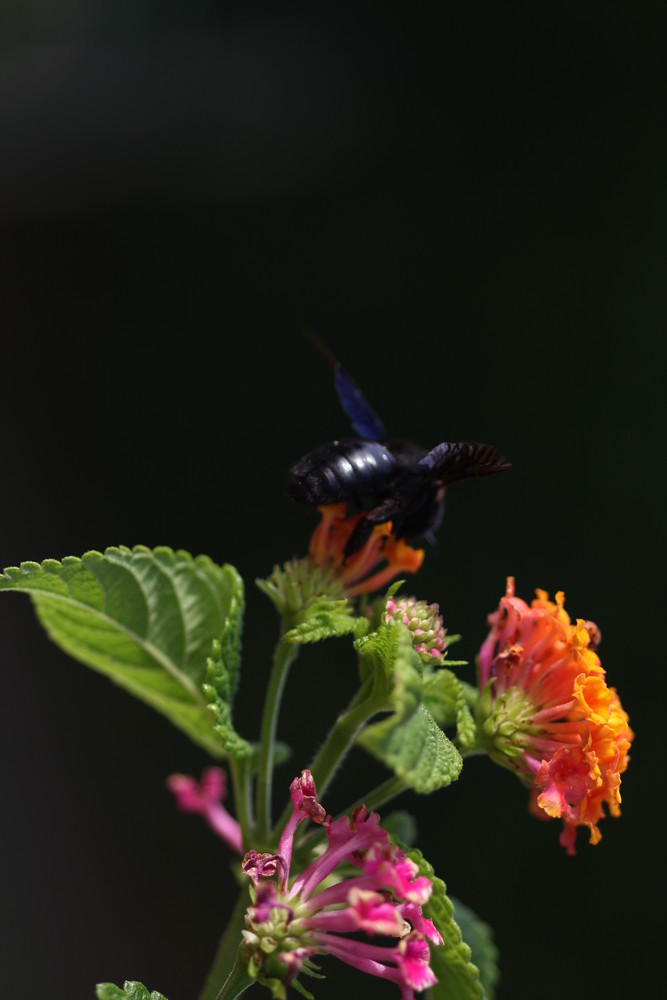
[283,606,368,645]
[0,546,248,757]
[354,618,409,699]
[201,564,252,757]
[356,625,462,793]
[405,849,484,1000]
[455,697,476,752]
[423,669,477,751]
[203,639,252,758]
[360,702,462,793]
[451,898,500,1000]
[96,981,168,1000]
[423,669,464,727]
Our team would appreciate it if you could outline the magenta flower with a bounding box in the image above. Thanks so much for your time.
[166,767,243,855]
[241,771,442,999]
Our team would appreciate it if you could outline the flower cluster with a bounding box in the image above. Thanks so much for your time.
[477,578,633,854]
[241,771,441,999]
[385,595,448,663]
[309,503,424,597]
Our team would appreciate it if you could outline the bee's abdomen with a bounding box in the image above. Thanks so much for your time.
[287,439,397,505]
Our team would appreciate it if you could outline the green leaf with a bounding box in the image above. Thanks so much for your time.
[354,618,410,700]
[451,898,500,1000]
[201,570,252,757]
[0,546,249,757]
[405,849,485,1000]
[360,702,462,793]
[96,982,168,1000]
[455,697,476,751]
[423,669,477,751]
[282,599,368,644]
[356,625,462,793]
[203,636,252,757]
[423,669,464,727]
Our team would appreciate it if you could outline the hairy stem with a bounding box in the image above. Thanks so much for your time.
[351,774,407,814]
[271,677,379,839]
[255,623,299,838]
[230,754,253,848]
[308,676,377,795]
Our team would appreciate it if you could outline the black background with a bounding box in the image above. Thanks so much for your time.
[1,4,664,999]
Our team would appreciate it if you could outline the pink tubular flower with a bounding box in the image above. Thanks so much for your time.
[241,771,442,999]
[477,578,633,854]
[166,767,243,855]
[309,503,424,597]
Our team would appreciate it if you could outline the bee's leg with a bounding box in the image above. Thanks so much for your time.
[343,497,403,557]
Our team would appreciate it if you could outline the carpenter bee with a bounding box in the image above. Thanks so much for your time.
[287,339,511,556]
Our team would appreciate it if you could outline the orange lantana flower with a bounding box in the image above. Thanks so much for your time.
[477,578,633,854]
[309,503,423,597]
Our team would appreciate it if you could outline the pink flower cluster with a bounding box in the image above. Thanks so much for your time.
[241,771,441,999]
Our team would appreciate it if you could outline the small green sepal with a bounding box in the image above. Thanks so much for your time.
[258,558,368,644]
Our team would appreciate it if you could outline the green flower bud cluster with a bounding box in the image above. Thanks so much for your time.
[256,558,344,618]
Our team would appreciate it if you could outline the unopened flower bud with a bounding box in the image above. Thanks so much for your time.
[385,596,447,663]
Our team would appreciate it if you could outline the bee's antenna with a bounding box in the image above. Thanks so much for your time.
[303,328,337,373]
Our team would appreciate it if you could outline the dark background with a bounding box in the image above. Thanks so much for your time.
[1,4,663,999]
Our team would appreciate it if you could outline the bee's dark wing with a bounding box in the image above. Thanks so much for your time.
[333,365,387,442]
[305,330,386,441]
[420,441,511,484]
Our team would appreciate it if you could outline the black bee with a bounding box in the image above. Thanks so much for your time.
[287,340,511,556]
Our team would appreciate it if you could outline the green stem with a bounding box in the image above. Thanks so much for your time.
[230,755,253,847]
[272,677,379,839]
[353,774,407,814]
[308,677,377,795]
[255,624,299,838]
[198,889,251,1000]
[296,773,409,851]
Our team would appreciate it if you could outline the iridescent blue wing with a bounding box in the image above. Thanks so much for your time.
[420,441,511,483]
[306,330,387,441]
[333,364,387,442]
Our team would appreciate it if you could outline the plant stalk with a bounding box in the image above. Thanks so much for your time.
[271,677,378,839]
[255,622,299,838]
[230,754,253,848]
[349,774,408,814]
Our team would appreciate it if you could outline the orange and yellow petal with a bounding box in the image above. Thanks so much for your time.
[308,504,424,598]
[480,582,633,853]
